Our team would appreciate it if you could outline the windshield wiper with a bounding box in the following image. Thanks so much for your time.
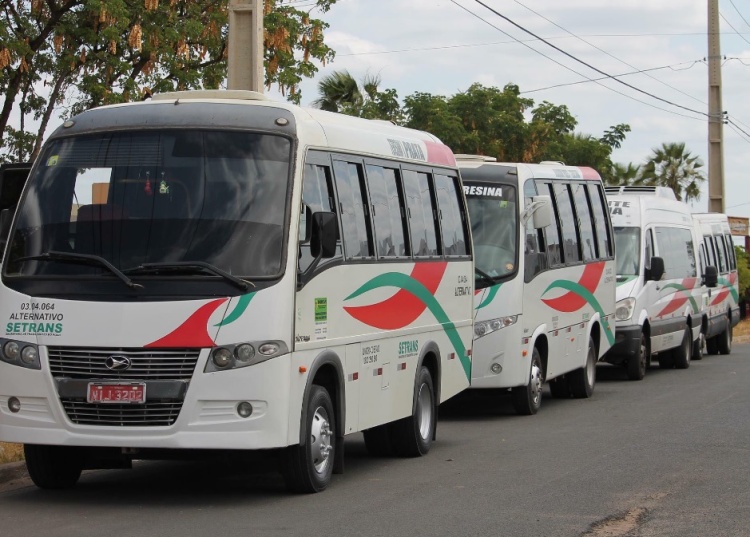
[123,261,254,291]
[474,267,497,287]
[16,250,143,289]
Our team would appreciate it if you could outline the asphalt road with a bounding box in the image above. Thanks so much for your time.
[1,345,749,537]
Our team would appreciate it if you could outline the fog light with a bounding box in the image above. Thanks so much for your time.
[237,401,253,418]
[20,346,38,365]
[212,348,232,368]
[490,363,502,374]
[3,341,20,361]
[8,397,20,413]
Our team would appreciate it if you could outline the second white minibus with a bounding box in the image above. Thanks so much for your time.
[459,157,616,415]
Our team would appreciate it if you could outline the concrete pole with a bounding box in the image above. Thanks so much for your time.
[227,0,264,92]
[707,0,725,213]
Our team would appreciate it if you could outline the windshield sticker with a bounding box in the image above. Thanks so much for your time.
[46,155,59,166]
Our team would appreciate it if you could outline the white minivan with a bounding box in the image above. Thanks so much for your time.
[604,186,711,379]
[692,212,739,355]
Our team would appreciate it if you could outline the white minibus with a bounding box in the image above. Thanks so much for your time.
[604,186,705,379]
[692,212,739,355]
[0,90,474,492]
[458,157,616,415]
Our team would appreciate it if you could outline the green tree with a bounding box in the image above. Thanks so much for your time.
[639,142,706,202]
[605,162,642,186]
[312,70,403,123]
[735,245,750,298]
[1,0,340,162]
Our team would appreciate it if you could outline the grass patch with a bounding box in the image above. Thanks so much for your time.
[0,443,24,464]
[735,318,750,339]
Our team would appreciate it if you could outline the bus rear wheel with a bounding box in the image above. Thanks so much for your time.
[282,385,335,493]
[569,339,597,398]
[511,348,544,415]
[390,366,435,457]
[24,444,84,490]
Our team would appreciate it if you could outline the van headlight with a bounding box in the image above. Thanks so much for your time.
[474,316,518,339]
[0,338,41,370]
[205,341,288,372]
[615,298,636,321]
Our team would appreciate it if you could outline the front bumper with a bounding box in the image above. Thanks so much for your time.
[602,325,641,365]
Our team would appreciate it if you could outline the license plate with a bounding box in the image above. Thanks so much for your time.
[87,382,146,404]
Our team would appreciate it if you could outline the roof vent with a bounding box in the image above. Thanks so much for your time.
[604,185,677,199]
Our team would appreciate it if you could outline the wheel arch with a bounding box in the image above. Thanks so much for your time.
[416,340,441,408]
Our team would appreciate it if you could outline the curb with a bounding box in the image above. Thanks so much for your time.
[0,461,28,487]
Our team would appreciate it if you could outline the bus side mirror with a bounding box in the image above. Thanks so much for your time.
[703,265,718,288]
[310,211,337,259]
[529,195,553,229]
[648,256,665,281]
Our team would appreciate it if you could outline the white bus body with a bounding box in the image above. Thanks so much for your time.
[458,158,616,415]
[604,186,704,378]
[692,212,739,355]
[0,90,474,492]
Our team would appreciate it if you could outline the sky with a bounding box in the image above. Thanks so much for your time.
[269,0,750,221]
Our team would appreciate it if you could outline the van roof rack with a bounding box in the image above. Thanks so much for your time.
[604,185,677,200]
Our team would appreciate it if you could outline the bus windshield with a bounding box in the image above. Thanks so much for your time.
[465,183,518,285]
[5,130,291,281]
[613,226,640,277]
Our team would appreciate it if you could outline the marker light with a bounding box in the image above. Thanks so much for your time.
[474,315,519,339]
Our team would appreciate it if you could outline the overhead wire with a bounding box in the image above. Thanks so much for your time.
[720,12,750,46]
[466,0,710,119]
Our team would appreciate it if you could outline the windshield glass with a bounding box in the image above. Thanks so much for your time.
[614,226,641,277]
[5,130,291,280]
[464,183,517,284]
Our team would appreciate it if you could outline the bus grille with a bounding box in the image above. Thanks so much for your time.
[48,347,200,427]
[60,400,182,427]
[48,347,200,380]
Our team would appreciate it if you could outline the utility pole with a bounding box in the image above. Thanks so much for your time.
[227,0,264,92]
[707,0,725,213]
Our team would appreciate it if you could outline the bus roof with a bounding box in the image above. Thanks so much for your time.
[456,157,601,181]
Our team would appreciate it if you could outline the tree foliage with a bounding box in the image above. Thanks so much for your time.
[735,245,750,298]
[0,0,339,163]
[639,142,705,202]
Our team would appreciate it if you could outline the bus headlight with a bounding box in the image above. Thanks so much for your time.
[205,341,289,373]
[615,298,636,321]
[474,315,518,340]
[0,338,41,370]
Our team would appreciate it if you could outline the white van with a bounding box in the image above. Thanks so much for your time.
[604,186,707,379]
[692,212,739,355]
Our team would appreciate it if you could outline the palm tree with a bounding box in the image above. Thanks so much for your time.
[640,142,705,202]
[605,162,642,186]
[312,70,382,114]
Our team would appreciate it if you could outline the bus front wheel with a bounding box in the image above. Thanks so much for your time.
[282,385,335,493]
[390,365,435,457]
[24,444,84,490]
[511,348,544,415]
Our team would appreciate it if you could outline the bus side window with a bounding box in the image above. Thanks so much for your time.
[366,164,408,258]
[403,169,439,258]
[725,234,736,270]
[299,163,341,273]
[587,183,612,258]
[333,160,374,260]
[571,182,596,262]
[644,229,654,271]
[524,179,546,282]
[434,174,468,256]
[714,234,727,273]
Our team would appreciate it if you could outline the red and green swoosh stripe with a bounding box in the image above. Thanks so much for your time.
[343,262,471,380]
[656,278,699,316]
[476,283,502,310]
[541,262,614,345]
[711,274,739,306]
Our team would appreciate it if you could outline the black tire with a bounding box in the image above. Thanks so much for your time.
[569,338,597,398]
[672,327,691,369]
[626,331,648,381]
[718,321,733,355]
[549,376,571,398]
[24,444,84,490]
[511,348,544,415]
[692,331,705,361]
[390,366,435,457]
[282,385,335,493]
[363,424,394,457]
[706,335,719,355]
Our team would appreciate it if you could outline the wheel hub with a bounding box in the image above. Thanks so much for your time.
[309,406,333,474]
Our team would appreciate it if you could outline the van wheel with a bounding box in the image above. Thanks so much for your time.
[672,327,691,369]
[24,444,84,490]
[569,339,596,398]
[282,385,335,493]
[511,348,544,415]
[692,331,705,361]
[718,322,732,355]
[390,366,435,457]
[626,331,648,381]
